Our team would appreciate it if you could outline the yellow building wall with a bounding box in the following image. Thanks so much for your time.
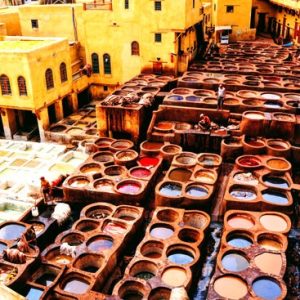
[27,39,72,110]
[0,22,6,35]
[0,51,34,109]
[212,0,255,41]
[0,8,21,35]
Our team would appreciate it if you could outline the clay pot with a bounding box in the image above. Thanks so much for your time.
[240,111,265,137]
[160,144,182,163]
[242,136,266,155]
[266,139,291,158]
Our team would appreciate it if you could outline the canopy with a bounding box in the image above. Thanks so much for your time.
[215,26,232,31]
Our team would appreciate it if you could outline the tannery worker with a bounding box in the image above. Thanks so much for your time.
[217,84,226,110]
[40,176,51,203]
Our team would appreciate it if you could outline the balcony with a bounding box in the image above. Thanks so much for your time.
[83,0,112,10]
[269,0,299,10]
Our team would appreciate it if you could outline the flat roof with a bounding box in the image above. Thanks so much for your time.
[0,40,52,51]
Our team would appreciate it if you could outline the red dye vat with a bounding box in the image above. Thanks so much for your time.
[239,157,260,167]
[117,182,141,194]
[138,157,159,167]
[130,168,151,178]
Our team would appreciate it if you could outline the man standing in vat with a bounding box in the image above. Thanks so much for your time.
[217,84,226,110]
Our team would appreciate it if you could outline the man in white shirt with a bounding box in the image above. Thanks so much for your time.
[217,84,225,110]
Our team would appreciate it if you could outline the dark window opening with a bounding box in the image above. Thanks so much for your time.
[91,53,100,74]
[0,75,12,95]
[103,86,108,91]
[18,76,27,96]
[45,68,54,90]
[31,19,38,29]
[226,5,234,13]
[60,62,68,83]
[154,1,161,11]
[193,0,195,8]
[131,41,140,55]
[125,0,129,9]
[155,33,162,42]
[103,54,112,74]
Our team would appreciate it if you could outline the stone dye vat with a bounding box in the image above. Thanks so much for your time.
[177,71,300,93]
[63,141,162,205]
[45,104,98,144]
[97,74,174,145]
[163,87,300,114]
[0,140,87,204]
[113,207,210,298]
[148,105,236,153]
[207,210,290,300]
[0,221,40,289]
[155,152,222,208]
[224,155,298,213]
[30,203,143,299]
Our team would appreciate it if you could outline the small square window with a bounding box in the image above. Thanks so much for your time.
[155,33,162,42]
[31,19,38,29]
[154,1,161,11]
[226,5,234,13]
[103,86,108,91]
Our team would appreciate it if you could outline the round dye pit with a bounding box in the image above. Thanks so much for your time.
[111,140,133,150]
[169,168,192,182]
[61,233,85,246]
[138,156,159,167]
[261,93,281,100]
[161,267,187,287]
[252,277,282,300]
[103,222,127,235]
[113,207,140,221]
[62,278,89,294]
[35,273,57,286]
[87,237,113,252]
[141,141,163,151]
[221,252,249,272]
[29,222,45,235]
[93,152,114,163]
[130,261,158,281]
[161,144,181,154]
[178,229,200,243]
[66,128,84,136]
[104,165,126,177]
[262,190,289,205]
[50,125,67,132]
[167,249,194,265]
[198,154,221,167]
[50,254,72,265]
[262,176,289,189]
[233,172,258,185]
[159,183,182,197]
[258,235,282,251]
[68,177,89,188]
[116,181,142,195]
[150,225,174,240]
[266,158,291,171]
[194,170,216,184]
[172,88,191,95]
[227,234,253,248]
[259,214,288,232]
[130,167,151,179]
[214,275,248,299]
[0,224,26,240]
[244,112,265,120]
[167,95,184,101]
[154,121,174,131]
[85,205,113,219]
[80,163,101,175]
[236,155,261,168]
[267,140,289,150]
[183,212,209,229]
[186,96,200,101]
[115,150,138,162]
[141,241,164,259]
[227,214,255,229]
[156,209,179,222]
[230,187,257,201]
[186,185,208,197]
[93,179,115,192]
[175,122,192,130]
[175,153,197,166]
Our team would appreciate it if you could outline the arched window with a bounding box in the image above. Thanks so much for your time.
[103,54,111,74]
[91,53,99,73]
[131,41,140,55]
[60,62,68,83]
[0,75,11,95]
[45,68,54,90]
[18,76,27,96]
